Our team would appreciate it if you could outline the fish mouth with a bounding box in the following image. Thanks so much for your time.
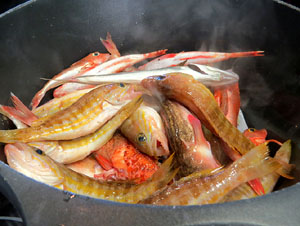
[153,138,169,157]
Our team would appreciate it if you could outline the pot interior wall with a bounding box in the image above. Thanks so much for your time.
[0,0,300,207]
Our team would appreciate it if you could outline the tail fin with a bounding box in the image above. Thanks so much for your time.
[100,32,121,58]
[229,51,264,58]
[134,153,178,203]
[232,144,281,183]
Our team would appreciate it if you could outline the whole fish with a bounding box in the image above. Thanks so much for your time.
[29,96,143,164]
[0,83,140,143]
[31,52,110,109]
[141,73,255,156]
[140,143,281,205]
[161,100,220,177]
[139,51,264,71]
[64,64,239,88]
[82,49,167,76]
[5,142,178,203]
[93,134,159,184]
[222,140,292,202]
[120,105,169,157]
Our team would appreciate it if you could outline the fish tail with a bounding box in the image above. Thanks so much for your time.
[135,153,178,203]
[229,51,264,58]
[233,144,281,183]
[0,128,28,143]
[10,93,39,124]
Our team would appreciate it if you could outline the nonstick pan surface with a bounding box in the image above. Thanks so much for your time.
[0,0,300,225]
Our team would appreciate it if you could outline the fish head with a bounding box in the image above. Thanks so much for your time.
[243,128,267,146]
[105,83,143,104]
[83,52,110,65]
[121,105,169,157]
[4,143,64,187]
[141,73,194,97]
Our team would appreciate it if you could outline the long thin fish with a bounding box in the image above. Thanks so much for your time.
[141,73,255,156]
[140,143,280,205]
[29,96,143,164]
[0,84,140,143]
[139,51,264,71]
[5,142,178,203]
[62,64,239,88]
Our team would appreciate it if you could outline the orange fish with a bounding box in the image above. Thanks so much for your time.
[93,134,159,184]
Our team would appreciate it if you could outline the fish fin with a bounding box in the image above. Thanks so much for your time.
[10,93,39,125]
[100,32,121,58]
[187,114,210,148]
[94,153,113,170]
[275,160,295,179]
[135,153,178,203]
[247,179,265,195]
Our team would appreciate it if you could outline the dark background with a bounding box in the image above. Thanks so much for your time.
[1,0,300,14]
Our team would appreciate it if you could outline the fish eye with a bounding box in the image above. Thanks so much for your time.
[93,52,99,56]
[137,133,147,143]
[36,149,43,155]
[248,128,256,132]
[155,75,166,81]
[119,83,125,87]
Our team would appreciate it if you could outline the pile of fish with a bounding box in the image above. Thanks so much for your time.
[0,33,294,205]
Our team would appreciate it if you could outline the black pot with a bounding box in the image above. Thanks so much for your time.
[1,0,300,225]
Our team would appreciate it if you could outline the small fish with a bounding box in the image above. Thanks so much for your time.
[141,73,255,156]
[222,140,292,202]
[0,83,140,143]
[5,142,178,203]
[82,49,167,76]
[64,64,239,88]
[140,143,281,205]
[93,134,159,184]
[31,52,110,109]
[120,105,169,157]
[161,100,220,177]
[139,51,264,71]
[29,96,143,164]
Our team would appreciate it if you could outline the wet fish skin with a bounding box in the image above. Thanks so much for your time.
[120,104,169,157]
[0,83,140,143]
[29,96,143,164]
[140,143,280,205]
[141,73,255,156]
[221,140,292,202]
[5,142,177,203]
[161,100,220,177]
